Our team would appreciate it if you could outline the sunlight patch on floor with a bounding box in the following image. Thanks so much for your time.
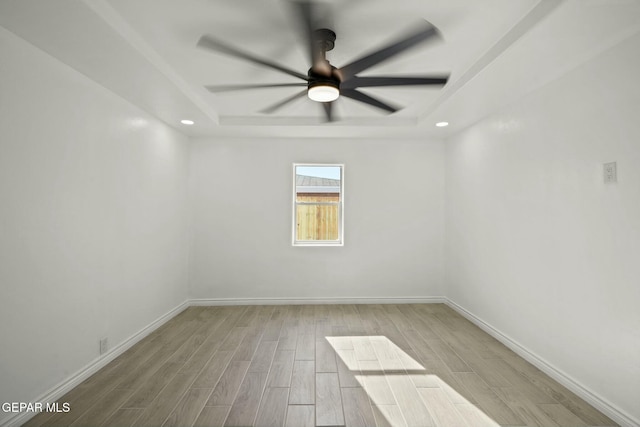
[326,335,500,427]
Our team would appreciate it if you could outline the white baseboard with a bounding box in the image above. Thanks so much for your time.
[445,299,639,427]
[189,296,447,306]
[2,300,190,427]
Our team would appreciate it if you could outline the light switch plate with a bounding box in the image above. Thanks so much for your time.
[603,162,617,184]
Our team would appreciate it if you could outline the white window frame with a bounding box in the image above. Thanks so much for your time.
[292,163,344,246]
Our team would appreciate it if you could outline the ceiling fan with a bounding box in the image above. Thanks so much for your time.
[197,1,449,122]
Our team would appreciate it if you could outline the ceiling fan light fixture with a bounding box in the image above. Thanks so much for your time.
[308,82,340,102]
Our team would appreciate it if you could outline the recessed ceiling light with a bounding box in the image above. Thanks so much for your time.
[181,119,195,125]
[435,121,449,127]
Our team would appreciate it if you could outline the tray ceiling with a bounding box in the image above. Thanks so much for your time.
[1,0,639,138]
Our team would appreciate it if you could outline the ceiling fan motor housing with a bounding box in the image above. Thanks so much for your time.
[307,65,341,91]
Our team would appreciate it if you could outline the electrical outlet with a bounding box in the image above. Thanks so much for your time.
[99,338,108,355]
[603,162,617,184]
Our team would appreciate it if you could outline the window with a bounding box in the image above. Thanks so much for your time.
[293,164,344,246]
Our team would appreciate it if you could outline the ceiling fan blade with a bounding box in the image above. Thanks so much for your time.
[342,75,448,89]
[322,102,334,122]
[337,21,440,80]
[206,83,307,93]
[341,89,398,113]
[260,90,308,114]
[290,1,332,76]
[292,1,318,64]
[197,35,308,81]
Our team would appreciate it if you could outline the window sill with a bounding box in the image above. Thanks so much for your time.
[293,241,344,247]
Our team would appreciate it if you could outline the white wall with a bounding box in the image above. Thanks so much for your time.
[0,27,190,423]
[445,32,640,423]
[189,137,445,300]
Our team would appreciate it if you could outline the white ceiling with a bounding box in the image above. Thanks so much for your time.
[1,0,639,139]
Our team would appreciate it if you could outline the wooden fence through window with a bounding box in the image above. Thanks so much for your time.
[296,193,339,240]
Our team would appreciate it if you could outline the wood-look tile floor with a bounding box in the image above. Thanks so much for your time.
[23,304,617,427]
